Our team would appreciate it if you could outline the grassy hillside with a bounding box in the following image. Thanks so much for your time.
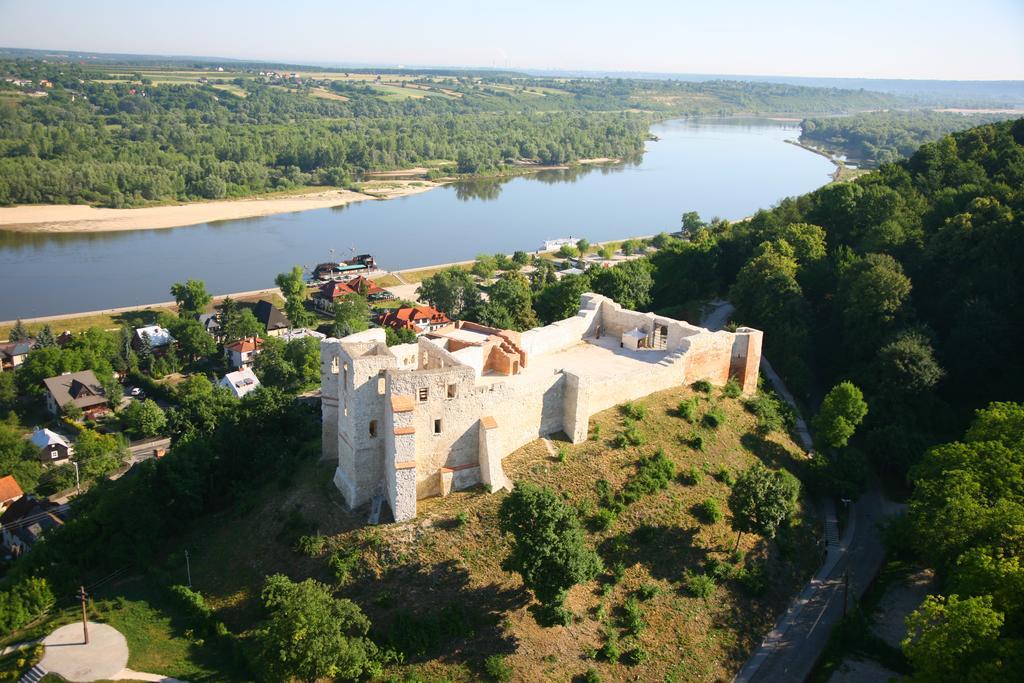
[1,381,817,682]
[147,381,814,681]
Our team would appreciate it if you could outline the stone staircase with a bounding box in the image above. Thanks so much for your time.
[19,664,47,683]
[656,351,684,367]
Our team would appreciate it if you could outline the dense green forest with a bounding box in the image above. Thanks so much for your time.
[0,57,909,207]
[648,119,1024,675]
[800,110,1020,166]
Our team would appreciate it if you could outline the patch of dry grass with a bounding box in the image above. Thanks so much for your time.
[174,383,818,681]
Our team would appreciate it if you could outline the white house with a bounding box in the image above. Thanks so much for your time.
[133,325,175,352]
[225,337,263,370]
[219,367,261,399]
[29,428,73,463]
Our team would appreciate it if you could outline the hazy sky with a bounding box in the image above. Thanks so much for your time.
[1,0,1022,80]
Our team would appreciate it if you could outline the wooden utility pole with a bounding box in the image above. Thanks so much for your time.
[184,549,192,589]
[78,585,89,644]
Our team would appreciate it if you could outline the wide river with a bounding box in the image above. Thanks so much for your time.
[0,118,833,320]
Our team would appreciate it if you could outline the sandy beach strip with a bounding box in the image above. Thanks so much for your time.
[0,182,441,234]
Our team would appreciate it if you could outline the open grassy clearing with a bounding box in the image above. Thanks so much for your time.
[139,381,820,681]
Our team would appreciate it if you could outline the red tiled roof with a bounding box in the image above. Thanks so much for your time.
[377,306,451,332]
[225,337,263,353]
[319,277,384,300]
[0,475,23,503]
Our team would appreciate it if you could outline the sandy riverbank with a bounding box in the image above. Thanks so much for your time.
[0,182,442,234]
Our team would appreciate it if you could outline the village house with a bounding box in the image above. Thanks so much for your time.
[0,341,32,372]
[29,427,73,463]
[225,336,263,370]
[376,306,452,336]
[0,475,23,512]
[42,370,110,418]
[254,300,290,337]
[322,293,762,522]
[219,367,261,399]
[198,313,223,341]
[133,325,175,355]
[314,277,393,313]
[1,496,68,557]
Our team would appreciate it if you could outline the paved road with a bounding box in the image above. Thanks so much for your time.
[700,300,900,682]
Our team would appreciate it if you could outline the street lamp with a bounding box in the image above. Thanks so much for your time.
[70,460,81,494]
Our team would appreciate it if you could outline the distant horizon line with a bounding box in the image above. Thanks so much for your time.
[1,44,1021,84]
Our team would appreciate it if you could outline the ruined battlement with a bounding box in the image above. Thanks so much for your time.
[321,293,762,522]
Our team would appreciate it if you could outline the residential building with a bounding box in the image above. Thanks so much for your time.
[0,475,23,512]
[42,370,110,418]
[322,293,762,522]
[0,341,32,372]
[313,277,393,313]
[376,306,452,336]
[29,428,73,463]
[225,337,263,370]
[198,313,223,341]
[133,325,175,355]
[219,367,262,399]
[253,300,290,337]
[1,496,68,557]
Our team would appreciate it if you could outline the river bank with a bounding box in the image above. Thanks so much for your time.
[0,184,437,234]
[0,158,623,235]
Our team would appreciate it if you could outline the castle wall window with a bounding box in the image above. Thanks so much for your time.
[433,418,442,435]
[369,420,378,437]
[418,387,429,402]
[447,383,457,399]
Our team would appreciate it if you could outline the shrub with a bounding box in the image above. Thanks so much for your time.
[685,571,716,599]
[615,418,645,448]
[623,644,649,666]
[683,465,703,485]
[455,511,470,528]
[608,561,627,585]
[328,545,362,585]
[698,498,723,523]
[706,557,734,581]
[736,563,768,596]
[692,379,713,394]
[592,507,617,531]
[678,397,699,422]
[621,401,648,420]
[557,447,567,463]
[295,533,327,557]
[716,465,736,486]
[590,423,601,441]
[0,578,55,634]
[636,583,660,601]
[703,407,726,429]
[582,668,602,683]
[598,628,621,663]
[621,449,675,500]
[620,596,645,635]
[744,391,792,435]
[484,654,513,682]
[722,378,742,399]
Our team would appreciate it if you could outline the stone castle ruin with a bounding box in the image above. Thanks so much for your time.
[321,293,762,522]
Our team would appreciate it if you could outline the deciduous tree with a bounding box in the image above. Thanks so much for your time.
[499,481,603,613]
[728,463,800,550]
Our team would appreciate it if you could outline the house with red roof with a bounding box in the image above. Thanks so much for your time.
[225,336,263,370]
[313,276,393,313]
[0,475,23,512]
[376,306,452,336]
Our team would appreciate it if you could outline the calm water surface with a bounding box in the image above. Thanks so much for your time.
[0,118,833,319]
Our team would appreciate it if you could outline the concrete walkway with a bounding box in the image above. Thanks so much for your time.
[40,623,129,682]
[36,621,186,683]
